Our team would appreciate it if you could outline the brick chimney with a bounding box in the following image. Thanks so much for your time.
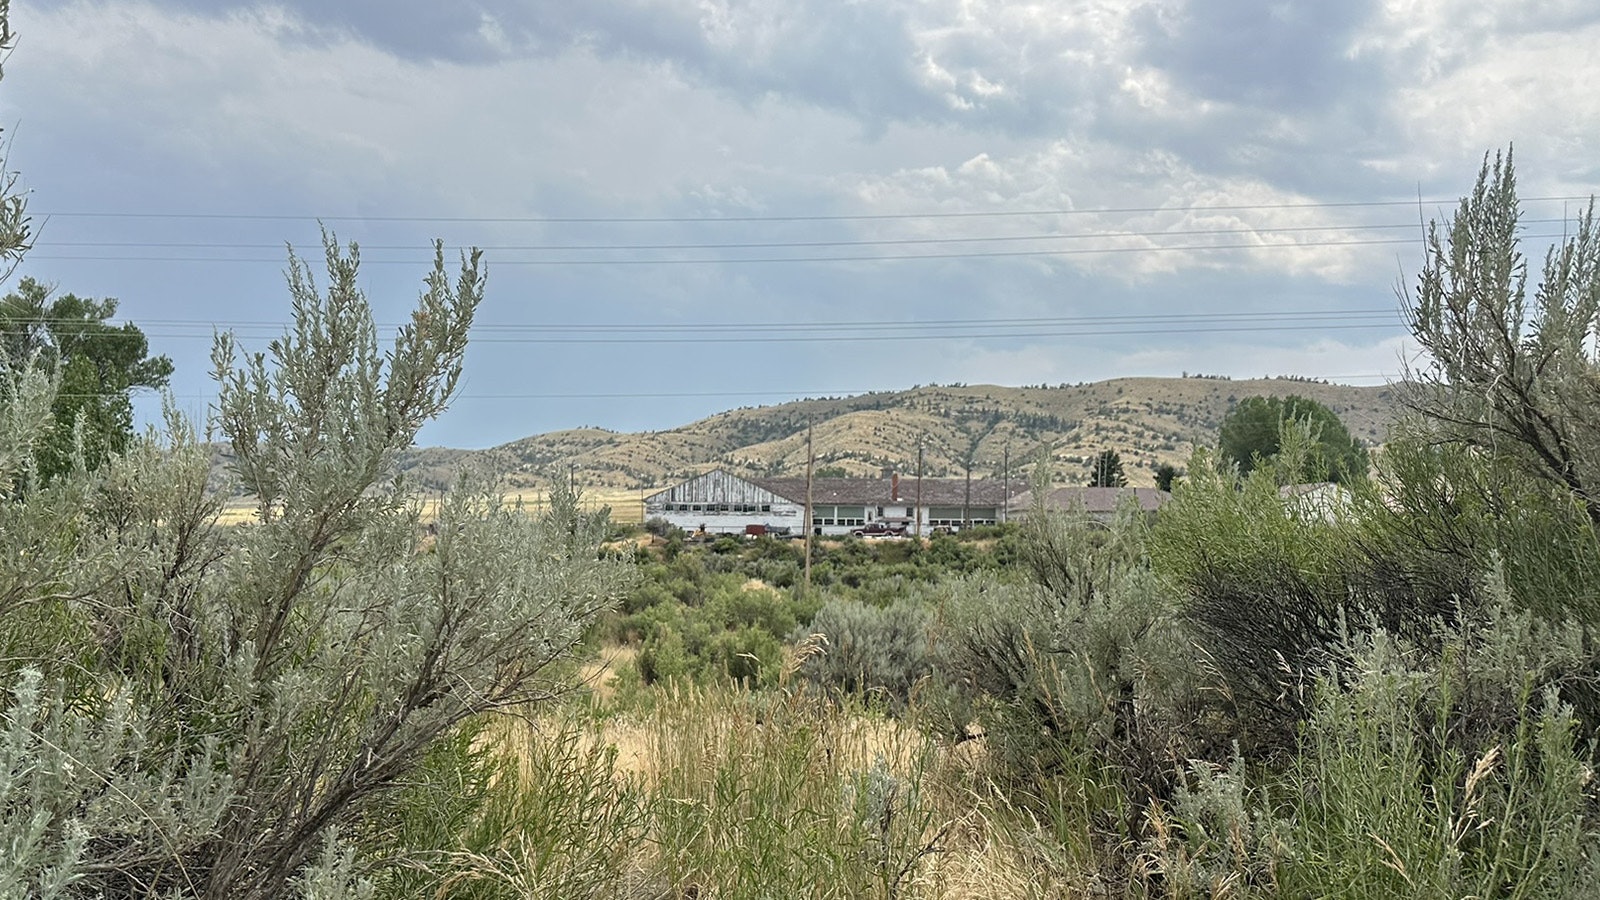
[891,471,900,502]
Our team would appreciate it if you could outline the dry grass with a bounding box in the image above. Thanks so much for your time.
[491,487,646,524]
[212,487,645,528]
[473,681,1082,900]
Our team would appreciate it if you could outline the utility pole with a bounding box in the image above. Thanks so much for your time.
[915,440,924,540]
[804,424,814,596]
[963,460,972,531]
[1002,443,1010,524]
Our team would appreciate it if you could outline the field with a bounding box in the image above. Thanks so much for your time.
[217,485,648,527]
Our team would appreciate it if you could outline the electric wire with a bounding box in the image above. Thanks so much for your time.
[0,308,1407,345]
[33,195,1599,224]
[29,232,1586,266]
[30,217,1577,255]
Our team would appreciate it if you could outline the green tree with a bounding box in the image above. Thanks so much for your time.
[0,235,633,898]
[1088,449,1127,487]
[1153,462,1181,492]
[0,277,173,480]
[1217,395,1368,484]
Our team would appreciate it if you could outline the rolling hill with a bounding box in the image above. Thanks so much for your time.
[392,376,1404,493]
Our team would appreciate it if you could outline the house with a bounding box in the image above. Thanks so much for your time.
[643,468,1024,537]
[1006,486,1172,524]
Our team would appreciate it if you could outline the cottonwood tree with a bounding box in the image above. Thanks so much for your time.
[0,277,174,481]
[0,236,633,898]
[1404,148,1600,527]
[1217,395,1368,484]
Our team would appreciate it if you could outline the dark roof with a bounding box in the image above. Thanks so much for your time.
[1010,486,1172,514]
[751,475,1022,507]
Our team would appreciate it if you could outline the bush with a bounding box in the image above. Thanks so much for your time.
[1145,582,1600,899]
[642,516,680,539]
[1150,440,1471,752]
[630,579,797,689]
[796,598,934,710]
[932,505,1202,886]
[0,236,634,897]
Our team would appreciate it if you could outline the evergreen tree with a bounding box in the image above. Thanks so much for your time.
[1088,449,1127,487]
[1154,462,1180,492]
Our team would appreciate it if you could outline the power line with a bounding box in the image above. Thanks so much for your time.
[28,231,1587,266]
[0,306,1403,334]
[22,235,1420,265]
[33,195,1599,224]
[123,376,1408,403]
[0,309,1406,345]
[32,320,1401,346]
[29,217,1579,254]
[12,222,1435,252]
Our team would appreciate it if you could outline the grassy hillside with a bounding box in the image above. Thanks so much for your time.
[394,375,1401,493]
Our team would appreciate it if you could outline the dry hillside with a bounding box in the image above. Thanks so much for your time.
[390,376,1402,492]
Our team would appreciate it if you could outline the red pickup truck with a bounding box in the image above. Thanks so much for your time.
[851,522,907,538]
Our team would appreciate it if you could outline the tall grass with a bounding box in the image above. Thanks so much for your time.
[1145,620,1600,900]
[641,686,948,899]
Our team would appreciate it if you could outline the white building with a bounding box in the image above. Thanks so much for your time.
[644,468,1023,537]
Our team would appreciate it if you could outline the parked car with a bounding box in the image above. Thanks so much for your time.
[851,522,906,538]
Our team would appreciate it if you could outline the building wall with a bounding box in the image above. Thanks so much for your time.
[654,506,806,536]
[645,470,1017,537]
[644,469,805,535]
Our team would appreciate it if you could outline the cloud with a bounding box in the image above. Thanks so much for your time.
[844,140,1405,283]
[1133,0,1382,108]
[1350,0,1600,191]
[9,0,1598,449]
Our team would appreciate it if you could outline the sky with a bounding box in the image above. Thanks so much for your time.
[6,0,1600,449]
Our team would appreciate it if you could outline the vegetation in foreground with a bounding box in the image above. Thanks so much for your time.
[4,137,1600,899]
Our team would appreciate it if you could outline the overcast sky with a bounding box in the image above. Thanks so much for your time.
[7,0,1599,448]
